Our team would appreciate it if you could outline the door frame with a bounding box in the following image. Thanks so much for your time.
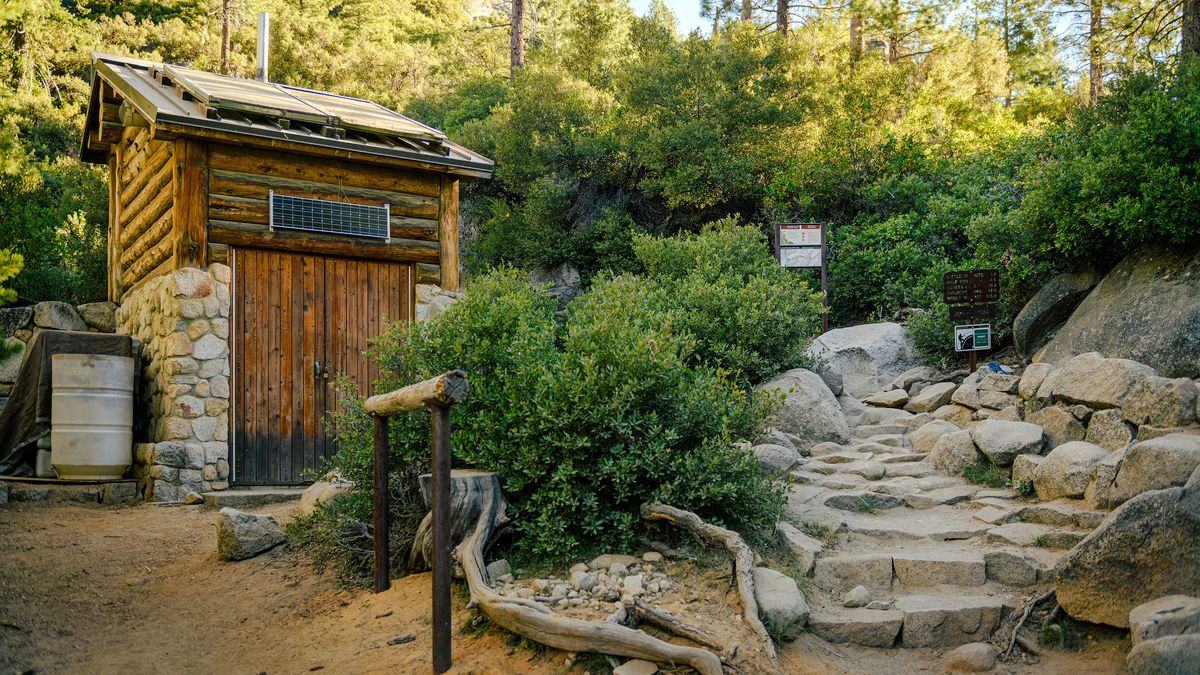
[229,246,417,486]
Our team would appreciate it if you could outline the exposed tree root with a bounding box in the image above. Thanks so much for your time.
[422,470,725,675]
[640,502,778,663]
[1003,588,1056,658]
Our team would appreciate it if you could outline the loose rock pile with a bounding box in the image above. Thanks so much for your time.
[489,553,677,611]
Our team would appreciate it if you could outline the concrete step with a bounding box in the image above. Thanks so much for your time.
[202,487,304,509]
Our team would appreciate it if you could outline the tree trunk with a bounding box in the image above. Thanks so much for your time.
[422,472,725,675]
[1184,0,1200,56]
[1003,0,1013,107]
[221,0,231,74]
[742,0,753,21]
[510,0,526,80]
[777,0,789,34]
[850,13,865,61]
[1089,0,1104,103]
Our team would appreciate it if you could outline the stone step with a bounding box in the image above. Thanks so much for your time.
[866,434,909,448]
[893,550,986,587]
[884,462,937,478]
[855,423,909,437]
[808,607,904,648]
[1015,502,1106,530]
[903,485,976,510]
[893,594,1008,648]
[879,452,928,464]
[985,522,1086,549]
[201,487,304,509]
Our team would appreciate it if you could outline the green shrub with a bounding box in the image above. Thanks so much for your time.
[632,219,825,387]
[326,267,784,562]
[963,460,1010,488]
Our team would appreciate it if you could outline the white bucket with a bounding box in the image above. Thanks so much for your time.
[51,354,135,480]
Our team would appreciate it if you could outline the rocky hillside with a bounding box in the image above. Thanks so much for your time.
[744,323,1200,671]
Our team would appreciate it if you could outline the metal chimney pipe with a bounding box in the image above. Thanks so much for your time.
[255,12,270,82]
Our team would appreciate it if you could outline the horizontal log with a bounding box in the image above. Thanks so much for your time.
[208,221,441,264]
[364,370,469,416]
[207,143,444,197]
[208,194,439,241]
[207,242,229,265]
[121,254,173,302]
[416,263,441,285]
[210,169,439,218]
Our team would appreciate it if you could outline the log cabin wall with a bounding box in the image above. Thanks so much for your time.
[109,128,175,301]
[204,144,446,286]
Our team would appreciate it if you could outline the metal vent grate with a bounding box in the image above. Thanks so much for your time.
[269,191,390,240]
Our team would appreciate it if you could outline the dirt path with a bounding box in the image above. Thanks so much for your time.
[0,500,1126,674]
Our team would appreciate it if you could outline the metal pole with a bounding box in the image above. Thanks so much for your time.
[372,414,390,593]
[255,12,270,82]
[429,402,453,674]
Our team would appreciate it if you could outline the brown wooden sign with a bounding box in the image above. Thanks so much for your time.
[943,269,999,305]
[949,303,998,321]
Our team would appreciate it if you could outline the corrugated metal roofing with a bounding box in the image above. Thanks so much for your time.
[82,52,492,176]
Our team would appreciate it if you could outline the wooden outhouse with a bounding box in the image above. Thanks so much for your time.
[81,53,492,491]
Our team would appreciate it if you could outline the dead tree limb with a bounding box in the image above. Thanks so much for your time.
[434,471,724,675]
[1004,588,1056,658]
[641,502,777,662]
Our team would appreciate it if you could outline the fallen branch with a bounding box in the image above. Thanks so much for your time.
[641,502,777,662]
[1004,588,1056,658]
[433,471,724,675]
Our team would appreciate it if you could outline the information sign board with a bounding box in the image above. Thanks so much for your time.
[780,247,823,268]
[949,303,998,321]
[954,324,992,352]
[779,223,823,247]
[943,269,1000,305]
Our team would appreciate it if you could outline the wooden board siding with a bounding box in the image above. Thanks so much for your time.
[233,247,412,485]
[206,144,450,269]
[113,128,175,299]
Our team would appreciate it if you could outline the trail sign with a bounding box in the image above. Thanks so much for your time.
[943,269,999,305]
[775,222,829,331]
[949,303,997,321]
[954,324,992,352]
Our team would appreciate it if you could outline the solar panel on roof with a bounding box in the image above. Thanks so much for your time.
[269,191,390,240]
[163,65,331,124]
[283,87,446,142]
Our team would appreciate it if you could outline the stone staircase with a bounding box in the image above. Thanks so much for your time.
[785,410,1105,650]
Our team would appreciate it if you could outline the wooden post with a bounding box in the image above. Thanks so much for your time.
[819,221,829,333]
[372,414,390,593]
[438,176,460,292]
[429,401,453,674]
[172,139,209,269]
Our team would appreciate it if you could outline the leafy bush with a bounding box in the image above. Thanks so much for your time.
[632,219,825,386]
[327,266,785,562]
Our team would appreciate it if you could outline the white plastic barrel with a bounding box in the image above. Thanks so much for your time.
[51,354,135,480]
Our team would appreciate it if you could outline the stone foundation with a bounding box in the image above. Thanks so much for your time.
[117,265,231,502]
[415,283,460,321]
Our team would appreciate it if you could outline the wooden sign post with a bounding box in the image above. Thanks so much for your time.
[942,270,999,371]
[364,370,470,674]
[775,222,829,332]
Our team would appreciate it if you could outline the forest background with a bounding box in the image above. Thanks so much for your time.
[1,0,1199,362]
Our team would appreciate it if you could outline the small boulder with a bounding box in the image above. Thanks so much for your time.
[928,430,981,477]
[1124,635,1200,675]
[905,381,957,414]
[216,508,286,561]
[890,366,939,391]
[776,521,822,575]
[1011,454,1043,488]
[0,306,32,339]
[1031,441,1109,501]
[587,552,638,570]
[1085,408,1136,451]
[1130,595,1200,646]
[1019,363,1054,399]
[984,550,1039,587]
[971,419,1045,467]
[842,585,870,608]
[1025,406,1086,448]
[1109,434,1200,506]
[1123,376,1199,428]
[951,370,985,410]
[863,389,909,408]
[613,660,659,675]
[1036,352,1155,410]
[752,443,802,472]
[32,301,87,331]
[486,559,512,580]
[76,301,118,333]
[183,490,204,505]
[1084,447,1126,509]
[932,403,975,427]
[944,642,997,672]
[297,470,354,515]
[752,567,809,632]
[910,420,960,455]
[979,373,1020,394]
[571,570,597,592]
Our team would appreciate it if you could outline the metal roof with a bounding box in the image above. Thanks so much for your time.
[81,53,493,176]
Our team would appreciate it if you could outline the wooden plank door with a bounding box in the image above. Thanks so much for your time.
[233,248,411,485]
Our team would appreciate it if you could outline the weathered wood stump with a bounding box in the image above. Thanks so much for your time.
[412,470,724,675]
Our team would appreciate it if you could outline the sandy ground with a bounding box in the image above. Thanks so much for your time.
[0,500,1128,674]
